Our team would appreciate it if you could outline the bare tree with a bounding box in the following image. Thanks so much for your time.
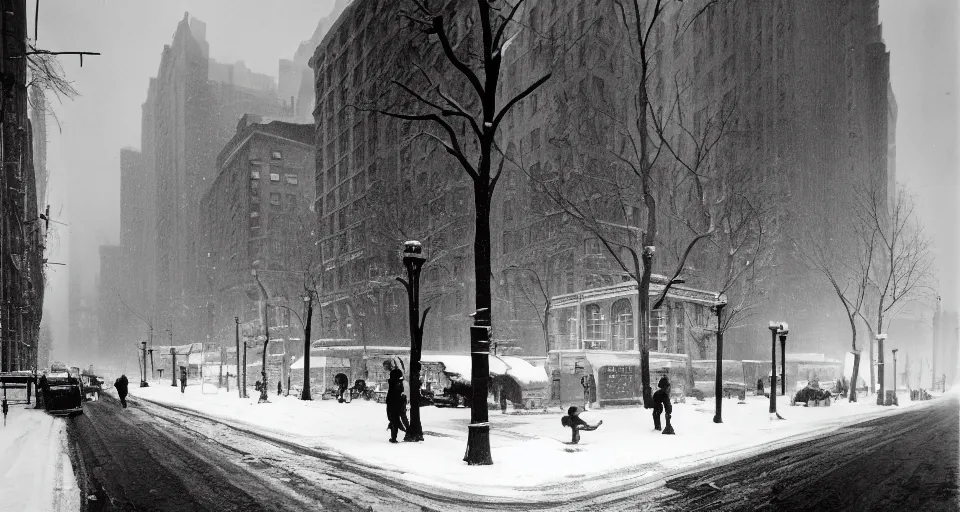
[853,179,934,398]
[798,208,877,402]
[358,0,550,464]
[26,44,79,130]
[501,264,552,357]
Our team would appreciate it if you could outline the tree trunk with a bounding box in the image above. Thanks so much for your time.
[464,161,493,465]
[301,299,313,400]
[868,329,875,395]
[637,80,655,409]
[850,351,861,403]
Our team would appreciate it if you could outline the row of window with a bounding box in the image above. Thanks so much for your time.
[251,170,299,185]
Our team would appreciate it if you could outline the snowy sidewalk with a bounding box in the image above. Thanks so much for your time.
[129,384,928,501]
[0,404,80,512]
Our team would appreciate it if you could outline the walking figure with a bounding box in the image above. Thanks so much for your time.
[277,380,283,396]
[2,398,8,426]
[757,378,764,396]
[653,377,675,435]
[385,368,410,443]
[114,374,129,408]
[38,373,49,409]
[580,374,593,410]
[561,406,602,444]
[179,367,187,393]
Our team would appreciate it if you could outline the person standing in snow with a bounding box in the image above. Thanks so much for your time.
[114,374,129,408]
[179,367,187,393]
[653,377,674,434]
[580,374,593,410]
[37,373,49,409]
[386,368,410,443]
[561,406,602,444]
[757,378,764,396]
[277,380,283,396]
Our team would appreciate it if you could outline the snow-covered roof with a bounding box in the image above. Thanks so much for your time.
[289,356,350,369]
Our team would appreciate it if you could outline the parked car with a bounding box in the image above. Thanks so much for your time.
[79,370,103,401]
[43,365,83,416]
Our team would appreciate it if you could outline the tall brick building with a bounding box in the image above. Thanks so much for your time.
[138,14,289,346]
[199,116,315,353]
[309,1,894,359]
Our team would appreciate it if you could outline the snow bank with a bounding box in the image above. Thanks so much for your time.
[0,406,80,512]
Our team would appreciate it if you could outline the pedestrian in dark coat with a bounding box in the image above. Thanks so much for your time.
[277,380,283,396]
[335,373,349,403]
[114,375,129,408]
[179,368,188,393]
[561,406,602,444]
[385,368,409,443]
[255,380,262,393]
[38,374,49,409]
[653,377,674,434]
[757,378,764,396]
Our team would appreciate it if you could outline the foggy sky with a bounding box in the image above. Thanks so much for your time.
[35,1,958,359]
[34,0,336,359]
[878,0,960,314]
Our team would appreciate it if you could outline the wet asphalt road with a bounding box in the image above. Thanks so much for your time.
[632,395,960,512]
[63,393,371,512]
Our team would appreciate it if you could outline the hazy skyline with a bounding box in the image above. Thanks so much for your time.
[35,1,958,359]
[35,0,337,358]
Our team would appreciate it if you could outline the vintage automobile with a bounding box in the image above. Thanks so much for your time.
[40,363,84,416]
[79,369,104,402]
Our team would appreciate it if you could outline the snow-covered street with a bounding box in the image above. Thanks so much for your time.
[128,383,927,501]
[0,404,80,512]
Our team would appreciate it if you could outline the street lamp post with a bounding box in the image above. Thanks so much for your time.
[779,329,788,397]
[640,245,655,409]
[876,333,887,406]
[891,348,899,406]
[253,270,270,404]
[712,294,727,424]
[397,241,429,442]
[140,341,148,387]
[767,321,787,419]
[234,317,242,398]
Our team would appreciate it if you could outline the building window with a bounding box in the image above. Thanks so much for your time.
[250,170,260,180]
[270,192,281,207]
[585,304,602,343]
[649,308,667,352]
[611,299,633,351]
[285,174,299,185]
[270,173,280,182]
[286,194,297,211]
[271,150,282,160]
[585,238,602,256]
[251,181,260,196]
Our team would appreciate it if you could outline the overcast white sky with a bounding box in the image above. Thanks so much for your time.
[34,1,958,357]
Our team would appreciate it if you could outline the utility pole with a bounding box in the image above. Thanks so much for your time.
[235,316,242,398]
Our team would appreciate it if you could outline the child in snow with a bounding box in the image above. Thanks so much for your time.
[561,406,602,444]
[653,377,674,434]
